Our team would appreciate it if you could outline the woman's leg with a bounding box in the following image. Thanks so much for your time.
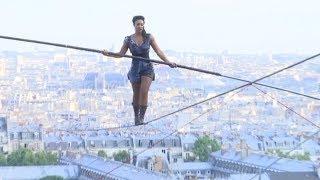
[139,76,152,105]
[131,82,141,124]
[131,82,141,104]
[138,76,152,123]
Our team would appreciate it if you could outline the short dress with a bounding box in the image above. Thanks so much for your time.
[125,33,155,82]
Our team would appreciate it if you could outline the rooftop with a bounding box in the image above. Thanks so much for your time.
[61,154,171,180]
[0,165,79,180]
[212,149,316,172]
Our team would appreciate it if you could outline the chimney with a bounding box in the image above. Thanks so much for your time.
[240,139,249,158]
[129,148,134,164]
[75,152,81,160]
[167,148,172,164]
[221,143,229,155]
[154,156,163,172]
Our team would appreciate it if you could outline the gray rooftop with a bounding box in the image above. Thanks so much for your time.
[170,162,214,171]
[212,150,316,172]
[61,154,172,180]
[0,165,79,180]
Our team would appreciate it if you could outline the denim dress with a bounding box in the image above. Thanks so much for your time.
[125,34,155,82]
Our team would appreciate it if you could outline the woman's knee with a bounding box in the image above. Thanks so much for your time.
[139,87,150,96]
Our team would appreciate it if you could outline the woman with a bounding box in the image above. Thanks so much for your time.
[103,15,176,126]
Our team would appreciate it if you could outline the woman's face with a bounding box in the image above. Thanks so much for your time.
[133,19,144,33]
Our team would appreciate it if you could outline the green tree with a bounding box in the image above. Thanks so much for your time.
[193,135,220,162]
[292,152,311,161]
[7,149,35,166]
[39,175,64,180]
[6,149,57,166]
[0,154,7,166]
[113,150,129,163]
[274,150,311,161]
[98,150,106,158]
[44,151,58,165]
[275,149,286,158]
[34,151,58,165]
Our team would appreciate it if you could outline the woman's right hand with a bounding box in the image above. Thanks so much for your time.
[102,49,109,56]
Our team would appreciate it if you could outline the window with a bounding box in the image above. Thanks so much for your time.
[173,139,177,147]
[138,140,142,147]
[186,153,190,160]
[258,143,262,150]
[149,140,154,147]
[161,140,165,147]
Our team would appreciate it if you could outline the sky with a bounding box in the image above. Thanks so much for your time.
[0,0,319,54]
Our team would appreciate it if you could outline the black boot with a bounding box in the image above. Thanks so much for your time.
[137,105,147,125]
[132,103,139,125]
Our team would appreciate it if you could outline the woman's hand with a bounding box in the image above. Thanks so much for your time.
[167,61,177,68]
[102,49,109,56]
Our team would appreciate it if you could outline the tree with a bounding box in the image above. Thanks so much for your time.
[113,150,129,163]
[7,149,35,166]
[39,175,64,180]
[98,150,106,158]
[292,152,311,161]
[275,149,286,158]
[34,151,58,165]
[193,135,220,162]
[273,150,311,161]
[0,154,7,166]
[6,149,57,166]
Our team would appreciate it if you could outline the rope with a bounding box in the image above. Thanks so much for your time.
[0,35,319,100]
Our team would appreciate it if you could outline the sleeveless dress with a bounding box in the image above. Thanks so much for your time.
[125,34,155,82]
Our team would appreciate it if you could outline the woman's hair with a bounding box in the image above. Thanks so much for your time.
[132,15,148,40]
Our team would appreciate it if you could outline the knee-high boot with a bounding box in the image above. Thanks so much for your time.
[137,105,147,125]
[132,103,139,125]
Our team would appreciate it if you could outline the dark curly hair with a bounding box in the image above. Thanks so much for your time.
[132,15,148,40]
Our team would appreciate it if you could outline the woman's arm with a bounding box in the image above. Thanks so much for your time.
[150,35,177,68]
[103,39,129,58]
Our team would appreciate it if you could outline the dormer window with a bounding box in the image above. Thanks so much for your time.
[149,140,154,147]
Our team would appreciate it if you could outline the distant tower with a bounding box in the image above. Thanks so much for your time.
[16,55,23,73]
[219,50,229,64]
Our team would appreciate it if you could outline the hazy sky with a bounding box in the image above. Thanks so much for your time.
[0,0,319,54]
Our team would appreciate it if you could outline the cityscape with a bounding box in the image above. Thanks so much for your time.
[0,47,319,179]
[1,0,320,179]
